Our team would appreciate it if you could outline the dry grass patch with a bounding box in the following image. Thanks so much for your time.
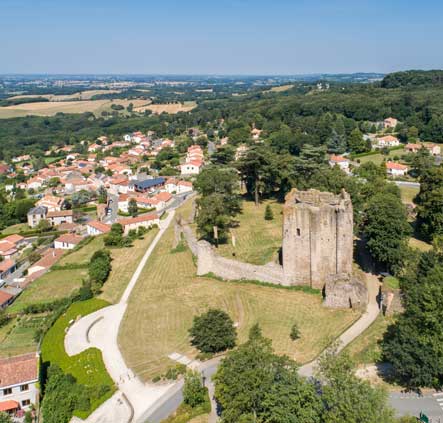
[118,220,360,382]
[269,84,294,92]
[134,101,196,114]
[99,228,159,303]
[217,200,283,265]
[8,90,121,101]
[408,236,432,252]
[399,185,419,204]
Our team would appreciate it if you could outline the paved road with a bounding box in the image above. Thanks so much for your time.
[390,392,443,421]
[394,180,421,188]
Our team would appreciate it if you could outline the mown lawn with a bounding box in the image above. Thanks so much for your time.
[99,228,159,303]
[41,298,115,418]
[343,314,395,365]
[398,185,419,204]
[58,236,105,266]
[357,147,406,166]
[1,223,30,235]
[216,200,283,265]
[119,203,360,382]
[8,268,87,313]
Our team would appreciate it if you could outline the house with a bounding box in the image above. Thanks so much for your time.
[0,164,10,175]
[180,161,202,176]
[0,290,14,309]
[86,221,111,236]
[423,142,441,156]
[128,177,165,193]
[0,241,18,261]
[0,353,39,414]
[177,180,193,194]
[3,235,26,249]
[328,155,350,173]
[251,127,262,141]
[165,178,179,193]
[235,144,249,161]
[54,234,84,250]
[27,248,64,276]
[384,117,398,129]
[386,161,408,177]
[156,192,173,207]
[36,195,64,212]
[0,260,17,282]
[46,210,74,226]
[405,143,421,153]
[376,135,400,149]
[118,214,160,235]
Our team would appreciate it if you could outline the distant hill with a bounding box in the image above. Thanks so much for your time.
[381,70,443,88]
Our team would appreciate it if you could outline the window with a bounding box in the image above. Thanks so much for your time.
[22,399,30,406]
[296,228,301,236]
[20,384,29,392]
[3,388,12,395]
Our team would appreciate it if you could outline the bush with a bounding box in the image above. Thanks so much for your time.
[183,371,207,408]
[290,323,300,341]
[264,204,274,220]
[189,309,236,353]
[88,250,111,287]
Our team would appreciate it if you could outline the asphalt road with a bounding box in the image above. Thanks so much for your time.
[389,392,443,421]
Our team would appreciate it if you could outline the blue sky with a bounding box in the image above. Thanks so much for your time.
[1,0,442,74]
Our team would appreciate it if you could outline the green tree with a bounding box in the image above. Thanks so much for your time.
[364,192,411,273]
[318,349,395,423]
[290,323,300,341]
[37,219,52,232]
[411,147,434,177]
[214,324,323,423]
[88,249,111,286]
[189,309,236,353]
[128,198,138,217]
[415,167,443,240]
[0,412,12,423]
[264,204,274,221]
[211,146,235,165]
[97,186,107,204]
[196,193,232,243]
[348,128,370,153]
[183,371,207,408]
[326,129,347,154]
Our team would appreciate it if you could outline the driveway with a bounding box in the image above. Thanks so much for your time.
[65,211,180,423]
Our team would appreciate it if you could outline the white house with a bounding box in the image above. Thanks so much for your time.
[376,135,400,149]
[384,117,398,129]
[86,220,111,236]
[386,161,408,177]
[0,353,39,414]
[177,180,193,193]
[118,214,160,235]
[180,160,202,176]
[328,155,350,173]
[54,233,83,250]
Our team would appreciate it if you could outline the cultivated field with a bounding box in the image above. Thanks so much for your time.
[134,101,197,114]
[0,99,151,118]
[269,84,294,92]
[216,200,283,265]
[8,89,121,101]
[118,204,360,381]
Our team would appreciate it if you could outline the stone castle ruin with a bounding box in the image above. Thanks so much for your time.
[180,188,367,308]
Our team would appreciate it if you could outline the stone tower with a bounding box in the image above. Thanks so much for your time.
[282,189,353,289]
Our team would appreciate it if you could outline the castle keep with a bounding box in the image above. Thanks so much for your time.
[282,189,353,289]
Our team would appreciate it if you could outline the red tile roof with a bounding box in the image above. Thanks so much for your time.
[0,353,38,387]
[0,259,15,273]
[3,234,25,244]
[87,220,111,233]
[156,192,172,202]
[55,234,83,245]
[386,161,408,170]
[0,290,13,306]
[118,214,158,226]
[0,400,19,412]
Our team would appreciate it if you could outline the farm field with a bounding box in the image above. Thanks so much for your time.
[216,200,283,265]
[118,204,360,382]
[8,268,88,313]
[0,99,150,118]
[8,89,122,101]
[134,101,197,114]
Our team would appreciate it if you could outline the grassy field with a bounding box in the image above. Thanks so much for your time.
[409,236,432,252]
[133,101,197,114]
[0,314,45,358]
[344,314,395,365]
[8,89,122,101]
[269,84,294,92]
[118,205,360,382]
[8,269,88,313]
[1,223,29,235]
[216,200,283,265]
[99,228,159,303]
[0,99,150,118]
[41,298,115,418]
[358,147,406,166]
[399,185,419,204]
[58,237,105,266]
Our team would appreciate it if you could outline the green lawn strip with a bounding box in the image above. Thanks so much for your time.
[41,298,115,418]
[8,269,87,313]
[161,391,211,423]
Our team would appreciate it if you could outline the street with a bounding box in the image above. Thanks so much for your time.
[389,392,443,421]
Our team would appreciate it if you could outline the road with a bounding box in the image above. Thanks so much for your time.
[390,392,443,421]
[394,180,421,188]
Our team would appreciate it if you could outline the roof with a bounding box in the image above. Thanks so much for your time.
[378,135,399,142]
[384,117,397,122]
[0,259,15,273]
[405,143,421,149]
[31,248,64,270]
[0,290,13,305]
[47,210,73,218]
[156,192,172,202]
[0,400,19,412]
[165,178,178,185]
[183,160,203,167]
[178,180,192,187]
[3,234,25,244]
[28,206,47,216]
[0,241,17,255]
[87,220,111,233]
[118,214,158,226]
[386,161,408,170]
[329,155,348,163]
[55,234,83,245]
[132,178,165,190]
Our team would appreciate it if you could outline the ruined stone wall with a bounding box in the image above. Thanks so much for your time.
[282,189,353,289]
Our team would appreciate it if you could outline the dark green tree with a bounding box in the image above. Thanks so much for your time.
[189,309,236,353]
[128,198,138,217]
[183,371,207,408]
[264,204,274,221]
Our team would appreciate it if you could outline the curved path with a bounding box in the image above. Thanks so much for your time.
[66,211,180,423]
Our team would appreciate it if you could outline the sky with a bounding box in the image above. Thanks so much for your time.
[1,0,443,75]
